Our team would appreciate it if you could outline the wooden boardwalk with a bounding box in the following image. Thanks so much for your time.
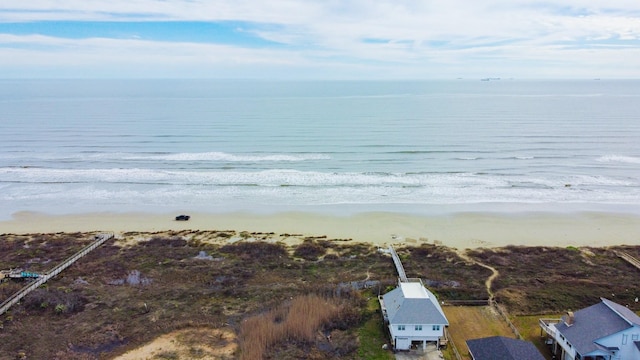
[615,250,640,271]
[388,245,408,282]
[0,233,114,316]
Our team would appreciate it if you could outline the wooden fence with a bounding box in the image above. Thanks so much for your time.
[442,299,490,306]
[444,327,463,360]
[491,300,522,339]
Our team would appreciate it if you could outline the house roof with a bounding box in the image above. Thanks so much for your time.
[382,282,448,325]
[466,336,545,360]
[601,298,640,326]
[555,298,638,356]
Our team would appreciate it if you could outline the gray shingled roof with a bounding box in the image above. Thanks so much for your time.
[466,336,545,360]
[602,298,640,326]
[381,285,448,325]
[555,298,635,356]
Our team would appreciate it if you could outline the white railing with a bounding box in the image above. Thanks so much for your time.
[388,246,408,282]
[539,318,561,337]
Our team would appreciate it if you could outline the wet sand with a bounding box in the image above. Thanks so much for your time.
[1,210,639,249]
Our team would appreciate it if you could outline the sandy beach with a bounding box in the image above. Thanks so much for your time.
[1,210,639,249]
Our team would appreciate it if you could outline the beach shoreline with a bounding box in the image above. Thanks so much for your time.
[1,210,639,249]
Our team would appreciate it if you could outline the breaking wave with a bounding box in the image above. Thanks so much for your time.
[596,155,640,164]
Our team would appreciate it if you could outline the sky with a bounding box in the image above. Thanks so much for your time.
[1,1,640,79]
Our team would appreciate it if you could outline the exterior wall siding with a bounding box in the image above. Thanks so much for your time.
[389,322,446,351]
[596,325,640,360]
[552,324,640,360]
[389,323,444,338]
[552,329,576,360]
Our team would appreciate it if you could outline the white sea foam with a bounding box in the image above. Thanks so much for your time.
[1,167,638,206]
[0,152,331,163]
[596,155,640,164]
[0,167,519,189]
[134,152,331,162]
[2,178,637,212]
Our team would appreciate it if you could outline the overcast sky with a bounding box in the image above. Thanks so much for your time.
[1,1,639,79]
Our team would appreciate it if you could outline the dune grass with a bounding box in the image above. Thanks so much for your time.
[239,294,341,359]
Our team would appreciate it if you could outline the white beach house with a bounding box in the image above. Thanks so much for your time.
[379,279,449,351]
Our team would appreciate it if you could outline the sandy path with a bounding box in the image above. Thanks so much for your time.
[114,328,236,360]
[456,251,499,301]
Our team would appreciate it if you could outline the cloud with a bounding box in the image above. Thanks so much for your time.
[0,1,639,78]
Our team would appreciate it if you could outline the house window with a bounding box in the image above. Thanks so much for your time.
[622,334,628,345]
[432,325,440,331]
[632,334,639,341]
[415,325,422,331]
[398,325,405,331]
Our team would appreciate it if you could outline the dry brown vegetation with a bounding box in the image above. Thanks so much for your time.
[239,294,350,359]
[397,244,493,301]
[0,232,392,359]
[466,245,640,314]
[293,239,328,261]
[0,231,638,359]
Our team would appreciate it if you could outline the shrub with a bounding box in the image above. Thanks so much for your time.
[142,236,187,248]
[293,240,326,261]
[23,288,86,314]
[220,241,287,261]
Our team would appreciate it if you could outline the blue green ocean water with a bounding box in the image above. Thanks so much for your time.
[1,79,639,219]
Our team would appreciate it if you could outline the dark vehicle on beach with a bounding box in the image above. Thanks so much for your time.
[175,215,190,221]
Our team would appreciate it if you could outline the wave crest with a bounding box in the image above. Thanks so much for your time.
[597,155,640,164]
[125,152,331,162]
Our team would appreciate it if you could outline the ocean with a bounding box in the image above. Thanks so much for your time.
[1,79,639,219]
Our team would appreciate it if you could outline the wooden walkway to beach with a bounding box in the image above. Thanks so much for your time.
[614,250,640,271]
[0,233,114,316]
[388,245,408,282]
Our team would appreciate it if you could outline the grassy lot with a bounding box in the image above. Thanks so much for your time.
[356,294,394,360]
[442,306,515,360]
[444,308,563,360]
[512,314,562,360]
